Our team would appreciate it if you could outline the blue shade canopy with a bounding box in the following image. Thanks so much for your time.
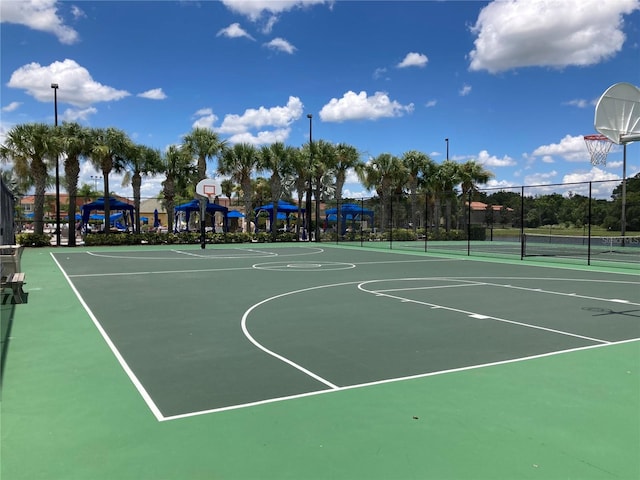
[254,201,304,233]
[173,199,229,232]
[174,199,228,213]
[227,210,245,218]
[89,212,123,222]
[325,204,374,234]
[254,201,303,213]
[81,197,135,224]
[324,204,374,216]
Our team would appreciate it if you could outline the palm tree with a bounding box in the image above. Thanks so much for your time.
[434,160,460,232]
[57,122,90,245]
[290,147,310,238]
[183,127,226,181]
[87,127,131,228]
[217,143,260,233]
[0,123,57,235]
[309,140,337,239]
[401,150,433,233]
[121,143,162,233]
[259,142,296,239]
[78,183,93,203]
[419,157,439,232]
[162,145,195,232]
[220,179,236,204]
[458,160,494,229]
[1,169,27,197]
[358,153,407,233]
[334,143,362,234]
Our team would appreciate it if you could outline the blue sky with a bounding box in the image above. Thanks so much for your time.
[1,0,639,201]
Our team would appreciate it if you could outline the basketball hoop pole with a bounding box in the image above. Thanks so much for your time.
[199,197,206,249]
[621,143,627,238]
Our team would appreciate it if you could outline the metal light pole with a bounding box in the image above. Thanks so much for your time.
[445,138,449,160]
[51,83,61,246]
[91,175,102,194]
[306,114,313,242]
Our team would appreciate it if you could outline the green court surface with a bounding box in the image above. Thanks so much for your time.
[1,244,639,479]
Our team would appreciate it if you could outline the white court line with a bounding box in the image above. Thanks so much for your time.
[453,279,640,306]
[375,283,487,293]
[162,337,640,421]
[54,247,638,421]
[84,246,324,261]
[67,266,255,278]
[49,252,164,422]
[357,279,612,344]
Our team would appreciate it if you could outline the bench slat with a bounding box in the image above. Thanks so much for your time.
[1,271,27,304]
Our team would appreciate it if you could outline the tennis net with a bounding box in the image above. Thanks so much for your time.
[523,233,640,259]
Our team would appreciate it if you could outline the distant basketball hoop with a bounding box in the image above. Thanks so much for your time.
[584,134,612,166]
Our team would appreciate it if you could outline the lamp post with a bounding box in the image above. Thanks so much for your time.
[51,83,61,247]
[306,114,313,242]
[445,138,449,160]
[91,175,102,194]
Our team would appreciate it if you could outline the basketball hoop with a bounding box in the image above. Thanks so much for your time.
[584,134,612,166]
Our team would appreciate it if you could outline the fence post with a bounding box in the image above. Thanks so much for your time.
[520,186,525,260]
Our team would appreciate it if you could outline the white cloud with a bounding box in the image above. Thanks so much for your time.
[226,128,291,146]
[0,0,80,44]
[425,100,437,108]
[524,170,558,186]
[192,110,219,130]
[475,150,516,167]
[2,102,21,112]
[138,88,167,100]
[563,99,592,108]
[217,23,255,40]
[220,0,329,21]
[562,166,620,184]
[532,134,594,162]
[264,37,296,54]
[485,178,518,190]
[397,52,428,68]
[7,59,130,107]
[373,67,388,80]
[71,5,86,20]
[319,91,414,122]
[217,96,303,134]
[469,0,640,73]
[560,167,623,198]
[62,106,97,123]
[194,108,214,117]
[459,84,472,96]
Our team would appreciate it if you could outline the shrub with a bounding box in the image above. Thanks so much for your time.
[16,233,52,247]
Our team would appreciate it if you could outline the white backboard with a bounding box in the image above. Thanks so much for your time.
[195,179,222,199]
[594,82,640,145]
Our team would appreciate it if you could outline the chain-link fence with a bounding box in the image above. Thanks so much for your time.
[1,178,16,245]
[321,179,639,270]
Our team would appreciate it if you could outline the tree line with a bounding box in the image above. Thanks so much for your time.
[1,122,498,243]
[2,122,634,246]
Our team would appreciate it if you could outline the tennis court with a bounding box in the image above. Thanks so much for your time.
[2,244,639,479]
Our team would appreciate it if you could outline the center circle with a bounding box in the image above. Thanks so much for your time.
[253,261,356,272]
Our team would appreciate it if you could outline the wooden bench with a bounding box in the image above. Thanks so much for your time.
[1,272,27,304]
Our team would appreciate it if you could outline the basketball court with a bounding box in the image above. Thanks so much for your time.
[2,243,639,479]
[1,83,639,479]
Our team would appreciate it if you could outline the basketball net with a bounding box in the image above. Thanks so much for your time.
[584,134,612,166]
